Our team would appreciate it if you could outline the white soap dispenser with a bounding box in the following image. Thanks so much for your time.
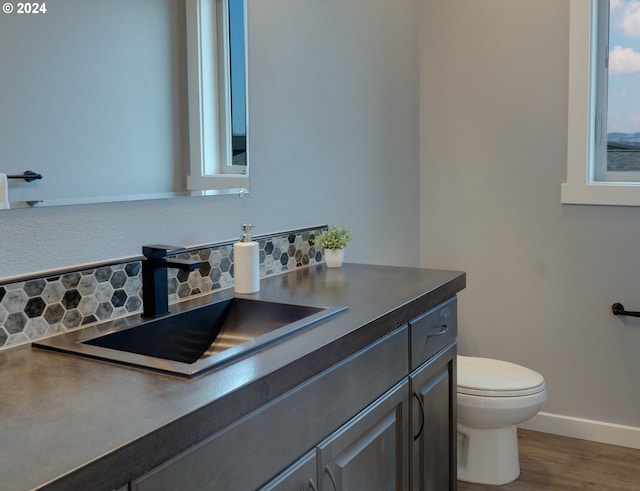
[233,224,260,294]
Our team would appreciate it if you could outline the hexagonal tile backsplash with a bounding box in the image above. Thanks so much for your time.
[0,226,326,349]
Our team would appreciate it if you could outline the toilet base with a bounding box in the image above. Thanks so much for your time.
[457,422,520,485]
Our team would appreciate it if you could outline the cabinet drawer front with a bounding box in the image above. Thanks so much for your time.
[131,326,408,491]
[410,297,457,370]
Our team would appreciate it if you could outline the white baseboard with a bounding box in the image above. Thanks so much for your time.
[519,411,640,450]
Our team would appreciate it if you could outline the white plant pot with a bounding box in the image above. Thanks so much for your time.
[324,249,344,268]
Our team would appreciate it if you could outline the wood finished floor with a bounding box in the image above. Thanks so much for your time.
[457,429,640,491]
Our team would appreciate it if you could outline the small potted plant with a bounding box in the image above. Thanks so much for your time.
[314,224,352,268]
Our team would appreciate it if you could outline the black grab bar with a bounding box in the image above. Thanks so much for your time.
[6,171,42,182]
[611,303,640,317]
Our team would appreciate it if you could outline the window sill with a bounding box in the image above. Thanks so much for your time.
[561,182,640,206]
[187,174,249,192]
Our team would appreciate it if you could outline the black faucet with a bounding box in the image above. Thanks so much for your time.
[141,245,203,318]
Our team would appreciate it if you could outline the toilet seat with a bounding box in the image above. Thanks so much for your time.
[458,356,545,397]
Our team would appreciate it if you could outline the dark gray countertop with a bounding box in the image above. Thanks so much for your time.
[0,263,465,491]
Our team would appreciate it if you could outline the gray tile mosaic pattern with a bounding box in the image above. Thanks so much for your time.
[0,227,326,349]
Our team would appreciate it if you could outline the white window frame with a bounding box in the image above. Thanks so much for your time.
[185,0,248,192]
[562,0,640,206]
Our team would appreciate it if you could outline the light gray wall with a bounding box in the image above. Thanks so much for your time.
[0,0,420,279]
[421,0,640,435]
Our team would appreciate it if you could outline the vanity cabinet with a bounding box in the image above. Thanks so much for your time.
[262,294,458,491]
[0,264,466,491]
[131,297,458,491]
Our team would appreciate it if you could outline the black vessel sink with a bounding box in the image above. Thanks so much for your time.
[34,298,346,378]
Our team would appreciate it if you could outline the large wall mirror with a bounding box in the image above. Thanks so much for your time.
[0,0,248,209]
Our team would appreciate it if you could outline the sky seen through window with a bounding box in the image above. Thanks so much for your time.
[608,0,640,137]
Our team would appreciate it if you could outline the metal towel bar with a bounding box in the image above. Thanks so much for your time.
[611,303,640,317]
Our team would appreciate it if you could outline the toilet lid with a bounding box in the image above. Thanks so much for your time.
[457,356,545,397]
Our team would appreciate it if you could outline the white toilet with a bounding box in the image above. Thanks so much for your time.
[456,355,546,485]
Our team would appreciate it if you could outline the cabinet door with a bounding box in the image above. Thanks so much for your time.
[259,450,318,491]
[410,342,456,491]
[317,380,409,491]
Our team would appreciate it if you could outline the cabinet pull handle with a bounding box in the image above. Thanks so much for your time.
[426,324,448,338]
[413,391,425,441]
[324,465,338,491]
[308,479,318,491]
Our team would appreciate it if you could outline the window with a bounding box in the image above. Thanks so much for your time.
[563,0,640,205]
[185,0,249,193]
[596,0,640,181]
